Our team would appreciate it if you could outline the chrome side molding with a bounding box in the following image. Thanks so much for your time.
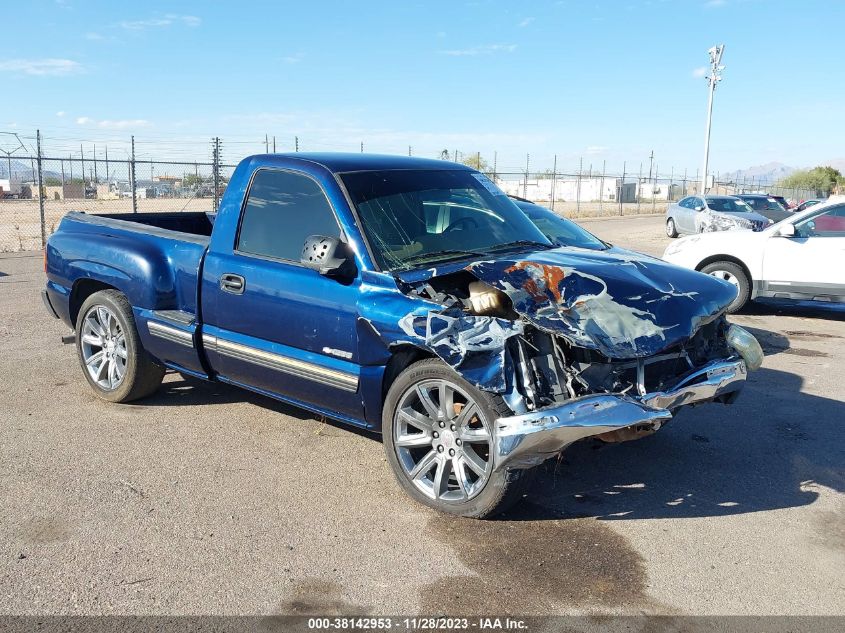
[148,321,195,348]
[202,334,358,393]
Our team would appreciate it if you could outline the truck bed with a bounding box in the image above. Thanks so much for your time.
[94,211,215,238]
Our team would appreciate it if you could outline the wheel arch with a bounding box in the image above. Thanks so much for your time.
[695,254,752,280]
[381,344,435,399]
[695,255,754,297]
[70,279,119,327]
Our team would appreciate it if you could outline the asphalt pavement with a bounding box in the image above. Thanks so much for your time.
[1,216,842,616]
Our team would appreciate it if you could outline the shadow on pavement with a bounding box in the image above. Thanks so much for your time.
[128,362,843,523]
[509,366,844,521]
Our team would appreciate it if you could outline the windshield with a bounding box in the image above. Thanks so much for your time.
[518,203,607,250]
[741,196,785,211]
[705,197,754,213]
[341,169,550,270]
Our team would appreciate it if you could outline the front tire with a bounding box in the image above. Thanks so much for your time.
[666,217,678,238]
[75,290,165,403]
[700,261,750,313]
[382,359,530,519]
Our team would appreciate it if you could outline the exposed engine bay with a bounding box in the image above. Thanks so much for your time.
[401,268,734,414]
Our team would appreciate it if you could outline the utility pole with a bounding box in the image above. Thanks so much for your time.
[648,150,654,182]
[701,44,725,195]
[93,144,98,184]
[264,134,269,153]
[104,146,109,182]
[408,145,412,157]
[295,136,299,152]
[273,136,276,153]
[360,141,364,153]
[550,154,557,212]
[80,144,85,185]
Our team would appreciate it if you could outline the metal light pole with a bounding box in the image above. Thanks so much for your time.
[700,44,725,195]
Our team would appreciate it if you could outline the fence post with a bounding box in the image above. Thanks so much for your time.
[523,154,529,199]
[669,167,674,202]
[636,162,642,213]
[130,135,137,213]
[619,161,626,216]
[212,137,221,213]
[550,154,557,212]
[599,160,606,215]
[36,130,46,248]
[576,157,582,214]
[652,164,657,213]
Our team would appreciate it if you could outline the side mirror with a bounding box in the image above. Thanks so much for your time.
[694,205,705,212]
[774,223,795,237]
[300,235,356,277]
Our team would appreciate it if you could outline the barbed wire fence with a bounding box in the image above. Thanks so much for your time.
[0,129,822,252]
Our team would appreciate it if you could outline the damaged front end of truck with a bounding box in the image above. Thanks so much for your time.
[360,247,762,473]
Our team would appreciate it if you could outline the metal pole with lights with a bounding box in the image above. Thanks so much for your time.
[700,44,725,195]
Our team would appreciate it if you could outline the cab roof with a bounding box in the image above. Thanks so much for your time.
[247,152,475,173]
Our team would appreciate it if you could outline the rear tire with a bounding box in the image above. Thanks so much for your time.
[666,217,678,238]
[700,261,750,313]
[382,359,530,519]
[75,290,165,403]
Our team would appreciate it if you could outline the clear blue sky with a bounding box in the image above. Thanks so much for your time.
[2,0,842,174]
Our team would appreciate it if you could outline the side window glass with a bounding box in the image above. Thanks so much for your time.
[237,170,340,261]
[679,197,690,209]
[796,205,845,237]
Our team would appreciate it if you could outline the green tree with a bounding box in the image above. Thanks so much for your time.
[460,152,493,175]
[778,166,845,195]
[182,173,205,188]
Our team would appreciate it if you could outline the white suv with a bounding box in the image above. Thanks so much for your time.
[662,198,845,312]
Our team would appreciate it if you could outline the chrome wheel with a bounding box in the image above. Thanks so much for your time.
[708,269,739,287]
[80,305,127,390]
[393,379,493,502]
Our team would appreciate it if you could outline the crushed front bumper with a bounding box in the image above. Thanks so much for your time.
[493,358,747,470]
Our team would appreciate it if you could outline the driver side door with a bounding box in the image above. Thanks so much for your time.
[761,204,845,301]
[201,168,364,420]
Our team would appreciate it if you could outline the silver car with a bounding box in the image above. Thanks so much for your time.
[665,195,773,238]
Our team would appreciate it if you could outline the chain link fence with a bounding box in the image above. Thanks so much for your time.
[0,129,821,252]
[0,133,237,251]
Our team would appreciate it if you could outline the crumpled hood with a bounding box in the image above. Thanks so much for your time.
[463,246,736,359]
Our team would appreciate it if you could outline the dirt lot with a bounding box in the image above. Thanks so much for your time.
[1,215,843,616]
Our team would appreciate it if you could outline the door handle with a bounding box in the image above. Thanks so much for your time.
[220,273,245,294]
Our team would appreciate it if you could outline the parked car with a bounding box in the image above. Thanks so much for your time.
[509,197,608,250]
[735,194,792,223]
[43,153,761,518]
[665,195,772,237]
[768,194,792,210]
[663,199,845,312]
[794,199,823,213]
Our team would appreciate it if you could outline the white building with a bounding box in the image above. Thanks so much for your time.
[495,177,637,203]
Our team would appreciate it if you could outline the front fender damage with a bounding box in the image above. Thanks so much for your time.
[358,250,750,471]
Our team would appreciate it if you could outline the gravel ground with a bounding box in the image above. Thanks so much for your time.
[1,216,843,616]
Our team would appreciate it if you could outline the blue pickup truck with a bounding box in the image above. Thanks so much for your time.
[43,154,762,518]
